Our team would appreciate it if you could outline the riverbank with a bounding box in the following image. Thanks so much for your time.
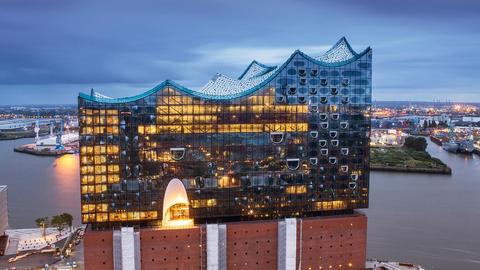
[370,147,452,174]
[370,164,451,174]
[14,143,77,156]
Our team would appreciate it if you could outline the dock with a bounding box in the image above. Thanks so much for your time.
[14,133,79,156]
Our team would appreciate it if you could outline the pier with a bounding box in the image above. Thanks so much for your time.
[14,133,79,156]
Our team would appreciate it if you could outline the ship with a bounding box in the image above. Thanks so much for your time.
[474,144,480,155]
[442,141,459,153]
[457,141,474,153]
[458,131,475,154]
[429,134,443,146]
[442,124,460,153]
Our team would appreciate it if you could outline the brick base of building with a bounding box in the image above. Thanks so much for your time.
[83,211,367,270]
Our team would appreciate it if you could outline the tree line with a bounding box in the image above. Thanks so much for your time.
[35,213,73,239]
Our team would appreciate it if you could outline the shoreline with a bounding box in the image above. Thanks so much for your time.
[370,164,452,175]
[14,144,77,157]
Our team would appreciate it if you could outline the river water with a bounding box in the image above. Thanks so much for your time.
[0,137,479,269]
[364,139,480,270]
[0,138,81,228]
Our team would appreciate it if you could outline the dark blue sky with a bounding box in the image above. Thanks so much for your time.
[1,0,479,104]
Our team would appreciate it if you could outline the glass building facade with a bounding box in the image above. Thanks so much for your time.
[78,38,372,229]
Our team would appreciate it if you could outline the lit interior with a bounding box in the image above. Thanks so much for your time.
[162,178,193,227]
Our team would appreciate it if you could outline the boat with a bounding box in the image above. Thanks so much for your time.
[457,140,474,154]
[457,127,475,154]
[429,135,443,146]
[442,141,458,153]
[474,144,480,155]
[443,124,459,153]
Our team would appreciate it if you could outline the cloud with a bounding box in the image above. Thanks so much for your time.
[192,45,331,66]
[0,0,479,103]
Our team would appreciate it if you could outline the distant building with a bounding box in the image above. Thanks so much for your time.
[78,37,372,269]
[462,116,480,123]
[0,186,8,235]
[370,129,408,147]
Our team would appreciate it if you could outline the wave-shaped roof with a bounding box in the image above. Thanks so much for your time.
[79,37,370,103]
[315,37,358,63]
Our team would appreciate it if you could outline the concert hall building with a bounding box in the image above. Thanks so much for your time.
[78,37,372,270]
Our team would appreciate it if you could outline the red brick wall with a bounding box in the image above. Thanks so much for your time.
[140,227,203,270]
[226,220,278,270]
[83,230,114,270]
[298,214,367,270]
[83,213,367,270]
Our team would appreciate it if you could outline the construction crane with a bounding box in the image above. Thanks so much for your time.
[55,118,65,150]
[34,119,40,144]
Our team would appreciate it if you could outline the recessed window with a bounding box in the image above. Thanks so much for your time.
[309,104,318,112]
[340,121,348,129]
[309,88,317,95]
[321,122,329,129]
[288,87,297,95]
[298,96,307,103]
[331,113,339,120]
[320,96,328,103]
[331,140,339,147]
[300,78,307,85]
[270,132,284,144]
[287,159,300,170]
[341,148,349,155]
[170,148,186,161]
[320,79,328,86]
[341,96,349,104]
[319,113,328,121]
[319,140,327,147]
[329,157,337,164]
[349,182,357,189]
[351,174,359,181]
[331,88,338,95]
[310,158,318,165]
[276,96,286,103]
[310,70,318,76]
[330,131,338,138]
[299,69,306,76]
[309,131,318,138]
[341,165,348,173]
[342,78,349,86]
[320,149,328,156]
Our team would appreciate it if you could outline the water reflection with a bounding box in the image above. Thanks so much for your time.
[49,154,80,225]
[52,154,79,187]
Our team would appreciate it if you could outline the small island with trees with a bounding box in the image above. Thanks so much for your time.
[370,136,452,174]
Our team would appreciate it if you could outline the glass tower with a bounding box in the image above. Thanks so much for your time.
[78,37,372,229]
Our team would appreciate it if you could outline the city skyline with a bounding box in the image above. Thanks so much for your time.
[1,0,479,104]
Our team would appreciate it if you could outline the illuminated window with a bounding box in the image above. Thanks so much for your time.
[285,185,307,194]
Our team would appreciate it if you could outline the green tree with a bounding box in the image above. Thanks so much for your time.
[35,217,49,239]
[60,213,74,232]
[51,215,66,234]
[404,136,427,151]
